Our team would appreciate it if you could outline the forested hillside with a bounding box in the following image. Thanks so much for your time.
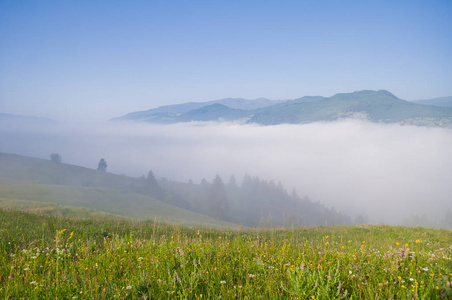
[0,152,350,227]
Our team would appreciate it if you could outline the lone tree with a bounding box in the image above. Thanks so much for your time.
[50,153,62,163]
[97,158,107,172]
[146,169,164,199]
[209,174,228,220]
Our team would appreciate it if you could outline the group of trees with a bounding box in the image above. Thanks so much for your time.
[49,153,108,172]
[161,174,351,227]
[47,152,350,227]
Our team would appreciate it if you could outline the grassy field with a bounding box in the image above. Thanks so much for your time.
[0,182,234,229]
[1,209,451,299]
[0,152,239,229]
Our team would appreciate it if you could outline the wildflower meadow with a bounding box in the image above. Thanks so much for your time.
[1,209,451,299]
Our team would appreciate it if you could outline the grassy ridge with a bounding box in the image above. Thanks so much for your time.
[0,152,237,229]
[0,182,235,229]
[0,152,347,228]
[0,152,136,188]
[1,209,451,299]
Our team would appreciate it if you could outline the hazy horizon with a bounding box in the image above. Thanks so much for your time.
[1,1,452,121]
[1,1,452,227]
[1,119,451,225]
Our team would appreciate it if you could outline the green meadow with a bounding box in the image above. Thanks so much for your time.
[1,153,452,298]
[1,208,451,299]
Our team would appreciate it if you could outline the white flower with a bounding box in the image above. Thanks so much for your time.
[126,285,132,290]
[220,280,226,284]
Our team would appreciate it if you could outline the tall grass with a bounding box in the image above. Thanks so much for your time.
[1,209,451,299]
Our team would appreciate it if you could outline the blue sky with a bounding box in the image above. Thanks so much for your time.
[1,0,451,121]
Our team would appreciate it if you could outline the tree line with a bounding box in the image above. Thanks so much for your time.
[48,152,351,227]
[50,153,108,172]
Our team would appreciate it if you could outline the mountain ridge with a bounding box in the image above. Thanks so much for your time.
[113,90,452,127]
[412,96,452,108]
[0,113,58,125]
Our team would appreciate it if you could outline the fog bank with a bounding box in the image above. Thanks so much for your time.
[1,119,451,224]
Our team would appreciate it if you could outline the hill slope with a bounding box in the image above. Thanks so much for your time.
[0,152,351,227]
[0,113,58,126]
[0,152,136,188]
[112,97,281,122]
[176,103,249,122]
[412,96,452,108]
[0,152,236,228]
[250,90,452,125]
[0,182,232,227]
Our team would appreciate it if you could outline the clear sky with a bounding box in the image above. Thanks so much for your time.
[1,0,451,121]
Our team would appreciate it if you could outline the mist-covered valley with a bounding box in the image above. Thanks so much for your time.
[1,117,451,226]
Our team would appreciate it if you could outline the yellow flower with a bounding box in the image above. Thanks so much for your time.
[67,231,74,242]
[416,240,420,243]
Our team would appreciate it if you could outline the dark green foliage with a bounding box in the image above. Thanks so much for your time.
[145,170,164,199]
[161,174,351,227]
[209,175,228,219]
[97,158,107,172]
[50,153,61,163]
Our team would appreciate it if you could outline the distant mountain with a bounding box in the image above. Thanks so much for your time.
[112,97,282,122]
[113,90,452,127]
[250,90,452,126]
[0,113,57,125]
[412,96,452,108]
[177,104,249,122]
